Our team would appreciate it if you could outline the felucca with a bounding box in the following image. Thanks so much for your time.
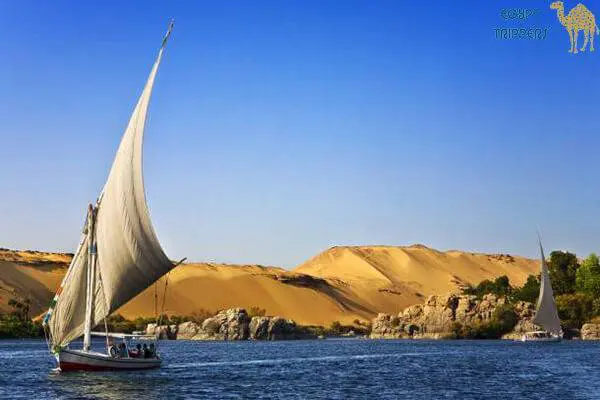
[42,21,182,371]
[520,236,563,342]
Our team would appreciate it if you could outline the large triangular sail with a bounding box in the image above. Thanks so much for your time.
[532,238,562,336]
[45,22,175,349]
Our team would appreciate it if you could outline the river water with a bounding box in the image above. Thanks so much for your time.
[0,339,599,399]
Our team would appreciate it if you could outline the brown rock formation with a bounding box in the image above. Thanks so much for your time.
[194,308,251,340]
[371,294,536,339]
[581,324,600,340]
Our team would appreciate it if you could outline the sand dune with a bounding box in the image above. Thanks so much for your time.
[0,249,72,316]
[120,264,368,325]
[295,245,539,316]
[0,245,539,325]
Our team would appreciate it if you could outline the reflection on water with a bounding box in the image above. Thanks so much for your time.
[1,339,599,399]
[48,370,174,400]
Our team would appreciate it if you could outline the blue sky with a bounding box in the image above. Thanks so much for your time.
[0,1,599,267]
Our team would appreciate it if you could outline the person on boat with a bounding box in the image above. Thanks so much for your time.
[118,342,127,358]
[149,343,156,358]
[128,344,138,358]
[143,343,150,358]
[131,343,142,358]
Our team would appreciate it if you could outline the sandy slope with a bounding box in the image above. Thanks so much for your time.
[0,245,539,325]
[295,245,539,316]
[119,264,367,325]
[0,249,71,316]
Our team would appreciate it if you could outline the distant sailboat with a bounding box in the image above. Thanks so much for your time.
[42,21,181,371]
[521,236,563,342]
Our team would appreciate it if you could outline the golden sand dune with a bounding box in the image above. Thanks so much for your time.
[295,245,539,317]
[0,249,71,316]
[0,245,539,325]
[120,264,369,325]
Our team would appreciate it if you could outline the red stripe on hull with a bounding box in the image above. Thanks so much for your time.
[59,361,161,372]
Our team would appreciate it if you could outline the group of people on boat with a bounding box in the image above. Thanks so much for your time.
[110,341,157,359]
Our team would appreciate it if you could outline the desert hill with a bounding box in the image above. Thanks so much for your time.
[0,249,72,318]
[295,245,539,317]
[0,245,539,326]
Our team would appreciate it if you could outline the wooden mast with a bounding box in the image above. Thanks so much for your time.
[83,204,98,351]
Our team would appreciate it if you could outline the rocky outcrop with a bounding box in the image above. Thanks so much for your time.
[193,308,251,340]
[249,316,270,339]
[145,323,177,340]
[370,313,406,339]
[371,294,535,339]
[249,316,311,340]
[581,324,600,340]
[148,308,316,341]
[500,301,537,340]
[176,321,201,340]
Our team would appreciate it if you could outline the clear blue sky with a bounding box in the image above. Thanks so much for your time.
[1,1,599,267]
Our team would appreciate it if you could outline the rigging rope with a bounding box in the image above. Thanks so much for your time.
[155,273,170,349]
[155,258,186,347]
[157,274,169,326]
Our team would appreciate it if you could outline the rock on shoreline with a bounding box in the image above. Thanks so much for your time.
[145,323,177,340]
[146,308,316,340]
[370,294,537,339]
[581,324,600,340]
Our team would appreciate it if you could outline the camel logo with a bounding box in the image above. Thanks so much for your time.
[550,1,598,53]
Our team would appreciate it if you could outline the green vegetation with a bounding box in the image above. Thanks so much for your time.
[0,314,43,338]
[463,275,512,299]
[450,304,518,339]
[302,320,371,337]
[555,293,596,331]
[0,298,43,338]
[576,253,600,298]
[102,315,154,333]
[461,249,600,334]
[548,250,579,295]
[247,306,267,318]
[511,274,540,303]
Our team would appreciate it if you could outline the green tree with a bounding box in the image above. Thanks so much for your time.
[556,293,594,330]
[463,275,512,298]
[247,306,267,318]
[7,298,30,322]
[576,253,600,297]
[512,275,540,303]
[492,303,519,332]
[493,276,511,297]
[548,251,579,295]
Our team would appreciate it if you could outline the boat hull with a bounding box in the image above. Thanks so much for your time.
[58,349,161,371]
[519,335,562,343]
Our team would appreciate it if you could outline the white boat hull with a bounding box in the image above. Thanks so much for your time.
[519,335,562,343]
[58,348,161,371]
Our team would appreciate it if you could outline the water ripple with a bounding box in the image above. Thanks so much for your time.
[0,339,599,399]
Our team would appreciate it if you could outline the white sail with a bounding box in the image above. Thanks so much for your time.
[47,22,175,349]
[532,239,562,336]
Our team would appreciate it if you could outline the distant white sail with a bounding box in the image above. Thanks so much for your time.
[47,23,174,348]
[532,240,562,336]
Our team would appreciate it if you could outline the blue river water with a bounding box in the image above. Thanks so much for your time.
[0,339,599,399]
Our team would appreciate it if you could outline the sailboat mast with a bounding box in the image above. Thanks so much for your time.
[83,204,98,351]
